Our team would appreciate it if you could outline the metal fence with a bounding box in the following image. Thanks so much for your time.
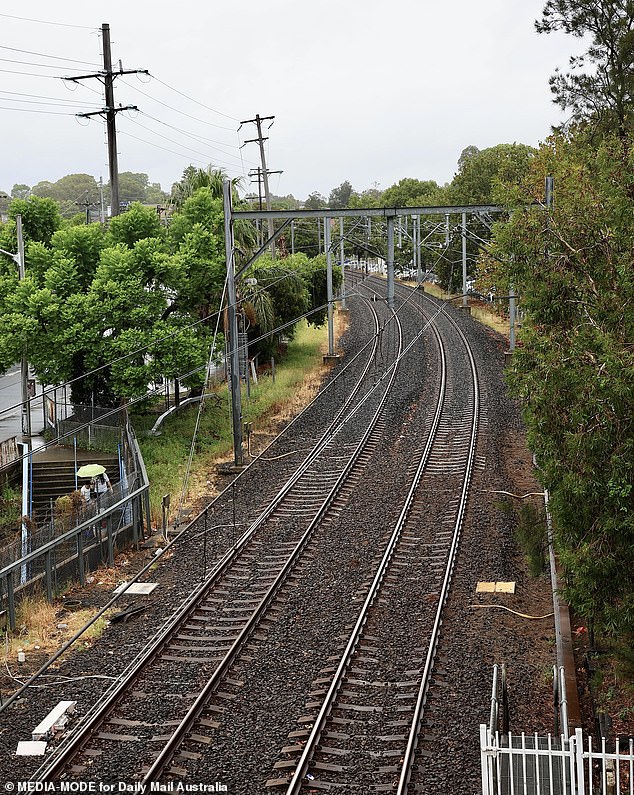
[480,726,634,795]
[0,421,150,630]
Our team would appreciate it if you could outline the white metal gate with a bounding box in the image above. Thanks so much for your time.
[480,725,634,795]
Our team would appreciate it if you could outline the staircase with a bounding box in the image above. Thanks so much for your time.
[30,447,120,520]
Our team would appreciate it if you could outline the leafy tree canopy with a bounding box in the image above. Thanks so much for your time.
[382,178,441,207]
[328,181,354,209]
[480,128,634,636]
[536,0,634,139]
[11,184,30,200]
[448,143,536,205]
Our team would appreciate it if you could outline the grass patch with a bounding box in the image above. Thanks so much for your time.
[134,318,335,523]
[497,499,548,577]
[0,483,22,537]
[2,592,114,665]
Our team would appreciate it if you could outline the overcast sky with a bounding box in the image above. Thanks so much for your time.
[0,1,580,202]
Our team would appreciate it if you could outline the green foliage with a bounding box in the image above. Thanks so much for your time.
[7,195,62,245]
[382,178,440,207]
[11,184,30,200]
[299,253,343,327]
[536,1,634,139]
[108,202,163,248]
[328,181,354,209]
[448,143,536,205]
[484,129,634,637]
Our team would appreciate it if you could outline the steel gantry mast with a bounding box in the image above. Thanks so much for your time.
[222,191,506,465]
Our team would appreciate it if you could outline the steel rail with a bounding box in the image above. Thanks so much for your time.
[140,293,404,781]
[33,295,396,782]
[395,287,480,795]
[284,297,446,793]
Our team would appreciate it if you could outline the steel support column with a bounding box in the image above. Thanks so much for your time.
[223,181,243,467]
[325,217,335,356]
[387,213,395,309]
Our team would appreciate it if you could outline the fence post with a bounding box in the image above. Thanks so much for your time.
[44,551,53,603]
[575,727,585,794]
[107,516,114,567]
[6,572,15,631]
[77,532,85,586]
[480,723,493,795]
[144,489,151,539]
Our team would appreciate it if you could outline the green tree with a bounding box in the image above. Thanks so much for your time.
[536,0,634,139]
[0,196,62,253]
[482,129,634,637]
[448,143,535,205]
[170,165,238,209]
[108,202,163,248]
[382,178,440,207]
[328,180,354,209]
[304,191,327,210]
[11,184,30,200]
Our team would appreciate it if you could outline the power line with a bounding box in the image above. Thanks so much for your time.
[0,96,96,109]
[0,12,97,30]
[126,113,252,166]
[115,127,211,168]
[0,89,96,105]
[0,57,96,72]
[0,105,74,116]
[139,111,256,161]
[149,75,240,123]
[0,67,69,79]
[118,77,236,131]
[0,44,100,67]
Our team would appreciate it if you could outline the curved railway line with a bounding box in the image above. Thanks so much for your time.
[0,275,556,794]
[32,287,413,784]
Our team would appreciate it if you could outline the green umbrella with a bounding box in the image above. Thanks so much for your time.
[76,464,106,478]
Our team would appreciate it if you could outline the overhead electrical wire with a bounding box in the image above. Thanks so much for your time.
[138,111,257,164]
[0,12,97,30]
[0,96,97,109]
[0,57,96,72]
[0,44,100,67]
[0,105,75,115]
[0,89,96,106]
[124,113,253,168]
[118,77,236,131]
[147,74,240,123]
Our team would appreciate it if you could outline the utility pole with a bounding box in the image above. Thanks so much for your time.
[249,165,282,249]
[462,211,468,308]
[223,181,243,467]
[99,177,105,223]
[240,114,277,257]
[339,217,346,310]
[17,217,30,439]
[64,24,147,217]
[0,216,30,438]
[387,213,395,309]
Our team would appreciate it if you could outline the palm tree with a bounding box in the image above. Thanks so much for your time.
[170,165,242,209]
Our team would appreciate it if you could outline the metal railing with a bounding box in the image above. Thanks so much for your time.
[0,421,150,630]
[481,726,634,795]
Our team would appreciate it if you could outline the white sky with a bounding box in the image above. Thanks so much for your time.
[0,1,580,201]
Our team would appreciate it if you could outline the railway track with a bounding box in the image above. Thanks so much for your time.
[259,281,480,793]
[33,291,412,784]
